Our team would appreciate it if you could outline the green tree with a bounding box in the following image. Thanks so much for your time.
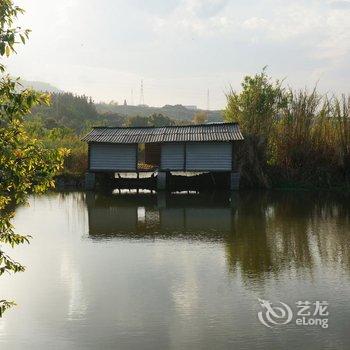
[148,113,175,127]
[224,69,285,138]
[0,0,66,317]
[43,117,60,130]
[192,111,208,124]
[31,92,99,133]
[224,69,286,187]
[125,115,148,127]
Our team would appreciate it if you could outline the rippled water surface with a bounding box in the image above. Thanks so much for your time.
[1,190,350,349]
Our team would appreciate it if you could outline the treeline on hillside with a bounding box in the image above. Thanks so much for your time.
[29,92,123,133]
[225,70,350,189]
[25,93,192,176]
[28,92,192,133]
[96,102,222,122]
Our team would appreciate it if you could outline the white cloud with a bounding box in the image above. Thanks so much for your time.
[242,17,268,30]
[329,0,350,9]
[6,0,350,108]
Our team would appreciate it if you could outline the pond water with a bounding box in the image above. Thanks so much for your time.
[1,190,350,349]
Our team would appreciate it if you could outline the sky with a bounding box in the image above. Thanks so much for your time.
[5,0,350,109]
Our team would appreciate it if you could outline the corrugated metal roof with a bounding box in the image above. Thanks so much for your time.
[82,123,244,144]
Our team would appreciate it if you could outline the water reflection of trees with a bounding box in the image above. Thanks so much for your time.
[224,192,274,283]
[225,191,350,285]
[85,190,350,284]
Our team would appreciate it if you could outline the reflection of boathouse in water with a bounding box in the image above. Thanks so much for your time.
[82,123,244,191]
[86,191,236,238]
[84,190,350,283]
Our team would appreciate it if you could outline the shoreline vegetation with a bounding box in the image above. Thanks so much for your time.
[26,70,350,192]
[224,70,350,190]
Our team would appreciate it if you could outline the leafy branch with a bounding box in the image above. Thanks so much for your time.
[0,1,68,317]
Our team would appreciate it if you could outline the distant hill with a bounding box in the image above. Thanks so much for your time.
[19,80,63,93]
[20,79,223,126]
[19,79,224,123]
[95,103,223,122]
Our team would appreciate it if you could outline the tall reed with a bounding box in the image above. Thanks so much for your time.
[225,71,350,188]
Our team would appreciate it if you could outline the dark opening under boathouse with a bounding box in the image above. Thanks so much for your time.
[82,122,244,190]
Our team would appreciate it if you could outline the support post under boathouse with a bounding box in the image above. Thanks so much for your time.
[82,122,244,190]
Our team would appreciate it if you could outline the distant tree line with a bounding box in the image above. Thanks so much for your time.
[28,92,195,134]
[25,93,197,176]
[96,101,222,122]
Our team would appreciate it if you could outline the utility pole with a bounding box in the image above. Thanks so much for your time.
[206,88,210,111]
[124,99,128,116]
[140,80,145,105]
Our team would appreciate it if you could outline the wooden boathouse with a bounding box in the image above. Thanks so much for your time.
[82,122,244,190]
